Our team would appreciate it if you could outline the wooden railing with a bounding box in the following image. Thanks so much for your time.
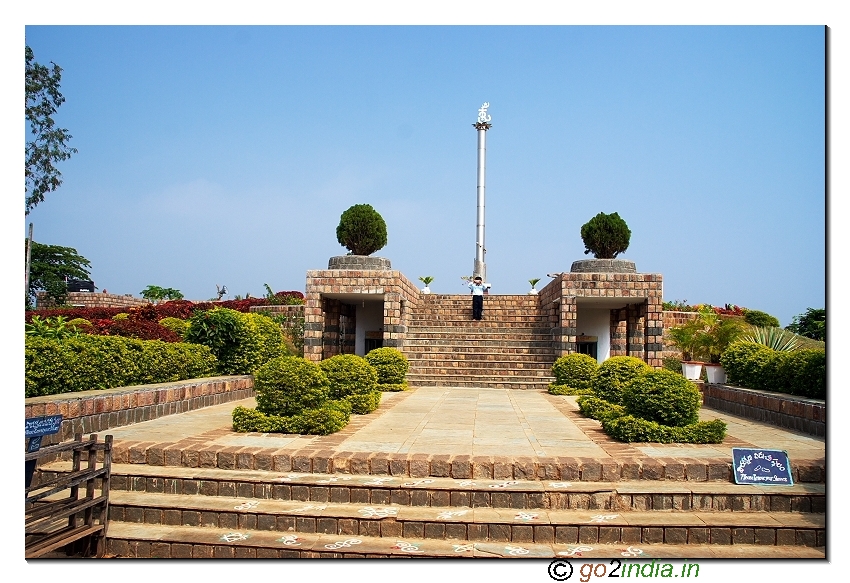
[25,433,112,559]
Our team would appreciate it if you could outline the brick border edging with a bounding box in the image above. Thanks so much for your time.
[25,376,254,446]
[701,384,825,437]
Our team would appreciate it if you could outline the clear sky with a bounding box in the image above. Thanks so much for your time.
[20,24,825,326]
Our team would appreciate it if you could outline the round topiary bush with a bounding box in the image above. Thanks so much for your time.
[66,317,93,331]
[364,347,409,385]
[254,356,330,417]
[319,354,378,399]
[720,341,774,391]
[551,353,598,391]
[594,356,651,404]
[336,203,388,256]
[580,212,631,259]
[621,369,702,427]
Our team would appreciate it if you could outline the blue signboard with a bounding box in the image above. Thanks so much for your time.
[732,448,794,486]
[25,415,63,438]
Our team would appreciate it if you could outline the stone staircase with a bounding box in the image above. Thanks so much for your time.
[405,294,557,390]
[37,461,826,558]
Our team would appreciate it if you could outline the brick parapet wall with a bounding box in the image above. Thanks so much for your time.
[25,376,254,448]
[701,384,825,437]
[36,291,151,310]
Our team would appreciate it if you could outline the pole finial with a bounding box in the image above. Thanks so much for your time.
[473,102,492,130]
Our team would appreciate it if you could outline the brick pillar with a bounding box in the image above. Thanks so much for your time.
[610,308,627,357]
[645,294,664,368]
[322,298,342,359]
[303,292,324,362]
[627,302,646,361]
[557,296,577,355]
[382,293,406,349]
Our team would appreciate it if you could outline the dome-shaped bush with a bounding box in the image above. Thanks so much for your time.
[319,354,378,399]
[580,211,631,259]
[621,369,702,427]
[720,341,773,390]
[594,356,651,404]
[551,353,598,391]
[336,203,388,256]
[364,347,409,384]
[254,356,330,416]
[158,317,188,339]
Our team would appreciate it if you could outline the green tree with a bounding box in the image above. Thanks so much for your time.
[26,240,91,308]
[580,212,631,259]
[140,285,184,302]
[336,204,388,256]
[786,308,825,341]
[742,309,780,328]
[26,46,77,215]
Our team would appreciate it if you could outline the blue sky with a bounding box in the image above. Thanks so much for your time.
[19,24,826,326]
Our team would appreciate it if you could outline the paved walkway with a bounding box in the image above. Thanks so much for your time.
[103,386,825,467]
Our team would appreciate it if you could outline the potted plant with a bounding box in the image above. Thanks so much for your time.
[419,276,434,294]
[702,317,744,384]
[528,278,541,295]
[666,319,706,380]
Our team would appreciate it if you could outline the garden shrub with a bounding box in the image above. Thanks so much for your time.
[662,356,682,373]
[158,316,189,338]
[345,391,383,414]
[621,369,701,427]
[594,356,651,404]
[364,347,409,387]
[232,400,351,435]
[90,317,182,342]
[577,395,627,422]
[602,415,726,444]
[185,308,282,374]
[253,356,330,417]
[112,313,129,321]
[721,342,775,391]
[320,354,378,399]
[25,335,217,397]
[743,309,780,328]
[66,318,92,332]
[551,353,598,391]
[580,211,631,259]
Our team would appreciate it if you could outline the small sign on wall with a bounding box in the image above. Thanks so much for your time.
[732,448,794,485]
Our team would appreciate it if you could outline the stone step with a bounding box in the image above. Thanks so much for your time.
[105,521,826,558]
[404,335,555,345]
[406,357,555,368]
[105,490,826,548]
[407,375,555,389]
[39,463,824,513]
[407,367,554,378]
[403,345,557,356]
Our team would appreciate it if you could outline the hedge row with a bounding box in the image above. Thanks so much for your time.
[721,342,825,399]
[25,335,218,397]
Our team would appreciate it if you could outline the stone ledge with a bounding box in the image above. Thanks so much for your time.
[570,259,637,273]
[327,255,392,270]
[701,384,825,437]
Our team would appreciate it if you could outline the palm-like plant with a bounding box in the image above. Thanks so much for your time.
[739,326,800,352]
[528,278,541,289]
[419,276,434,286]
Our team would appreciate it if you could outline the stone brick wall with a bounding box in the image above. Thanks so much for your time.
[25,376,254,448]
[36,291,150,310]
[701,384,825,437]
[304,269,420,362]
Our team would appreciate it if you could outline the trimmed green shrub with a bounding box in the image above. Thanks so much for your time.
[548,384,595,396]
[743,309,780,328]
[662,356,682,373]
[185,308,284,374]
[253,356,330,417]
[621,370,701,427]
[364,347,409,385]
[319,354,378,399]
[784,349,826,399]
[602,415,726,444]
[25,335,217,397]
[594,356,651,404]
[551,353,598,391]
[232,400,352,435]
[66,317,92,331]
[336,203,388,256]
[721,342,774,391]
[580,211,631,259]
[112,312,129,321]
[345,391,383,414]
[577,395,627,422]
[158,317,189,339]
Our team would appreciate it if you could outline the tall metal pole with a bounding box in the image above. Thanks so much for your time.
[472,102,492,281]
[25,222,33,305]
